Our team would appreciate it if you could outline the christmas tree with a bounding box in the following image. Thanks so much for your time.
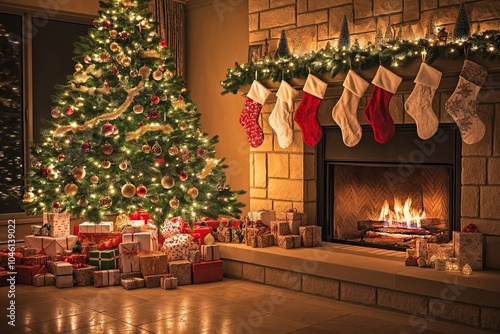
[22,0,245,225]
[274,30,290,58]
[0,24,23,211]
[454,3,470,40]
[338,15,350,49]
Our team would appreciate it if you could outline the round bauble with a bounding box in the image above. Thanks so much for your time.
[121,56,131,67]
[65,106,74,115]
[102,160,111,169]
[90,175,99,184]
[51,107,61,119]
[130,69,138,77]
[152,141,162,156]
[150,95,160,105]
[23,191,35,203]
[48,171,58,181]
[64,183,79,196]
[81,142,91,152]
[160,94,168,101]
[121,0,132,7]
[150,109,159,119]
[169,197,179,209]
[142,144,151,154]
[100,195,112,209]
[102,122,114,136]
[72,166,86,181]
[53,141,61,151]
[181,87,188,93]
[75,63,83,72]
[110,42,120,53]
[159,39,167,48]
[179,171,188,182]
[136,184,148,197]
[187,186,199,199]
[150,194,159,203]
[57,154,65,162]
[30,157,41,168]
[119,161,128,170]
[120,31,129,40]
[161,175,175,189]
[84,55,91,63]
[139,65,151,79]
[102,19,111,29]
[121,183,136,198]
[40,166,50,177]
[100,52,111,62]
[75,97,85,107]
[52,201,61,209]
[78,198,89,207]
[195,147,205,158]
[133,104,144,114]
[164,70,173,80]
[152,69,163,81]
[109,30,118,38]
[168,145,178,156]
[102,143,113,155]
[178,121,188,131]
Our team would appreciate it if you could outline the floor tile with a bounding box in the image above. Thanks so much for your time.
[25,311,116,333]
[15,299,94,326]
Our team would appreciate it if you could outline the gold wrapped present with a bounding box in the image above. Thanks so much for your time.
[168,260,191,285]
[257,234,273,248]
[33,273,55,287]
[299,226,321,247]
[277,235,295,249]
[73,265,97,287]
[139,253,169,277]
[121,277,145,290]
[201,245,220,261]
[55,275,73,288]
[94,269,121,287]
[120,271,142,280]
[188,250,201,263]
[144,274,164,288]
[160,275,178,290]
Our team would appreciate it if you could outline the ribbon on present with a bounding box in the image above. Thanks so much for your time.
[36,265,48,275]
[149,255,162,274]
[39,238,47,255]
[120,244,139,272]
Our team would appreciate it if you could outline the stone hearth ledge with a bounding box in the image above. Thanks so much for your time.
[219,243,500,310]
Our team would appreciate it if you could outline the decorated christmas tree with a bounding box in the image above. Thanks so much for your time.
[274,29,290,58]
[22,0,244,225]
[454,3,470,40]
[338,15,350,49]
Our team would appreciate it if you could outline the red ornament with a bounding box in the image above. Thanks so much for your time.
[58,154,65,162]
[155,157,165,164]
[196,147,205,158]
[65,106,74,115]
[179,171,188,181]
[120,31,129,40]
[150,109,159,119]
[138,122,144,128]
[102,122,114,136]
[52,201,61,209]
[81,142,91,153]
[159,39,167,48]
[84,56,91,63]
[102,19,111,29]
[40,167,50,177]
[102,143,114,155]
[150,95,160,105]
[136,184,148,197]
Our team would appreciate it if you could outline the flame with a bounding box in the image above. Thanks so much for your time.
[378,197,426,228]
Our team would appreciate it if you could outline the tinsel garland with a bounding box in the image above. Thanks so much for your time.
[220,30,500,95]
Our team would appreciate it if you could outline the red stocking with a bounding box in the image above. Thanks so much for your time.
[363,66,402,144]
[294,74,328,146]
[239,80,271,148]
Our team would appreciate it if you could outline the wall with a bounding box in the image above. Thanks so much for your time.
[0,0,100,17]
[186,0,250,210]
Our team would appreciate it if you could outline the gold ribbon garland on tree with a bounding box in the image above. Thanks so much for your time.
[125,123,173,141]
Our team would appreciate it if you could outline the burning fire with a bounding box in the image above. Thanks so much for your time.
[378,197,426,228]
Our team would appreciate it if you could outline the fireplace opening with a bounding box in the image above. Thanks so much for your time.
[317,125,461,251]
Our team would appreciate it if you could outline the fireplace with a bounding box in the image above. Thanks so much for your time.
[317,124,462,250]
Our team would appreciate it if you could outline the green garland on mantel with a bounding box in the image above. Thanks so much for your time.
[220,30,500,95]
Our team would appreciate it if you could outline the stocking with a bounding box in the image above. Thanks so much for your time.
[445,60,488,144]
[294,74,328,146]
[332,70,369,147]
[239,80,271,148]
[269,80,299,148]
[405,63,442,140]
[364,66,402,144]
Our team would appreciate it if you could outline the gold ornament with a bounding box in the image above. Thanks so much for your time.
[110,42,120,53]
[121,0,132,7]
[178,121,188,131]
[78,198,89,207]
[90,175,99,184]
[187,186,199,199]
[75,63,83,72]
[51,108,61,119]
[48,171,58,181]
[133,104,144,114]
[142,143,151,154]
[109,30,118,38]
[204,233,215,246]
[152,69,163,80]
[119,161,128,170]
[130,69,138,77]
[172,97,186,110]
[121,56,131,67]
[164,70,173,80]
[168,145,178,156]
[64,183,79,196]
[72,166,86,180]
[75,97,85,107]
[169,197,179,209]
[23,191,35,203]
[150,194,159,203]
[100,52,111,62]
[121,183,136,198]
[161,175,175,189]
[102,160,111,169]
[100,195,112,209]
[139,65,151,79]
[152,141,162,156]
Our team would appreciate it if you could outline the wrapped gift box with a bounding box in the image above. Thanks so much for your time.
[74,265,97,286]
[31,224,42,236]
[79,222,114,234]
[231,227,245,243]
[24,235,78,257]
[16,264,41,285]
[118,220,145,233]
[244,228,260,246]
[139,253,169,277]
[168,260,191,285]
[288,220,300,235]
[44,212,71,238]
[183,225,212,245]
[52,261,73,276]
[0,251,22,268]
[192,260,223,284]
[277,235,295,249]
[216,227,231,243]
[129,210,150,221]
[160,275,178,290]
[33,273,55,287]
[248,210,276,225]
[81,243,99,255]
[415,238,428,260]
[201,245,220,261]
[299,226,321,248]
[23,255,50,267]
[270,221,290,242]
[188,250,201,263]
[200,219,241,229]
[257,234,273,248]
[162,233,197,261]
[144,274,164,288]
[453,232,483,270]
[119,242,140,273]
[249,235,258,248]
[292,235,301,248]
[122,230,158,252]
[121,271,142,280]
[20,246,37,257]
[122,277,144,290]
[94,269,121,287]
[55,275,73,288]
[89,249,119,270]
[277,211,308,226]
[78,232,122,250]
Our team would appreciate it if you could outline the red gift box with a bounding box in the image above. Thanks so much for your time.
[129,210,150,221]
[200,218,241,229]
[0,251,23,268]
[183,225,212,245]
[16,264,41,285]
[192,260,223,284]
[78,232,122,250]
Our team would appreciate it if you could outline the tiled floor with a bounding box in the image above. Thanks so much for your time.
[0,278,493,334]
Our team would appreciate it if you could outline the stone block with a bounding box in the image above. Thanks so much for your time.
[249,0,269,13]
[249,154,255,187]
[268,178,304,201]
[481,306,500,331]
[485,235,500,269]
[462,157,486,185]
[340,282,376,305]
[461,186,479,217]
[274,131,305,153]
[480,186,500,219]
[469,0,500,21]
[242,263,265,283]
[254,153,267,188]
[292,201,305,212]
[271,0,295,8]
[250,30,270,44]
[389,94,404,124]
[304,154,315,180]
[223,259,242,278]
[249,13,259,31]
[421,0,438,10]
[260,6,296,30]
[297,0,307,13]
[250,187,268,199]
[374,0,402,15]
[289,154,304,180]
[250,198,273,212]
[309,0,352,11]
[354,17,376,34]
[354,0,373,18]
[328,5,353,38]
[488,158,500,184]
[268,153,289,178]
[462,105,493,157]
[306,180,317,202]
[421,7,459,26]
[281,26,318,55]
[378,289,427,315]
[428,299,480,326]
[250,135,274,152]
[403,0,420,21]
[302,274,339,299]
[261,112,274,135]
[274,201,294,212]
[318,23,329,41]
[297,10,328,27]
[265,267,301,291]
